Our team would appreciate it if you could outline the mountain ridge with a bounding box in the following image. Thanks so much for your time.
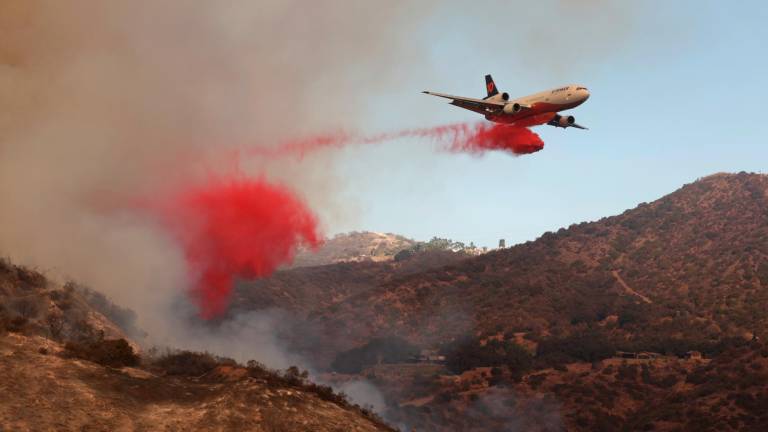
[302,172,768,352]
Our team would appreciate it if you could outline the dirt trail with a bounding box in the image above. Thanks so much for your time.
[612,270,653,304]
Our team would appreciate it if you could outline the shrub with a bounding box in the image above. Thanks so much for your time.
[6,316,28,332]
[653,374,679,388]
[618,302,651,327]
[48,289,73,311]
[331,336,419,373]
[464,262,486,274]
[443,336,532,375]
[757,262,768,286]
[69,319,100,342]
[394,249,415,262]
[527,373,547,389]
[0,257,12,275]
[304,382,349,405]
[11,297,41,319]
[536,330,616,367]
[282,365,309,386]
[0,305,7,333]
[154,351,223,376]
[65,338,139,368]
[617,364,639,381]
[75,284,141,337]
[15,265,47,288]
[46,313,64,340]
[685,369,708,385]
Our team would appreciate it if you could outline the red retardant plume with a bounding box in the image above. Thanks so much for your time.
[158,176,321,319]
[398,122,545,155]
[250,122,544,159]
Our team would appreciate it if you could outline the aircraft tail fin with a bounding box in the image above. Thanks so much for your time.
[484,74,499,98]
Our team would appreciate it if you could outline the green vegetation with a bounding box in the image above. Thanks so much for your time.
[153,350,233,376]
[64,338,140,368]
[331,336,419,373]
[536,330,616,367]
[397,236,480,258]
[442,336,532,376]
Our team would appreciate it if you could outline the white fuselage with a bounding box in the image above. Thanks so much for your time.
[486,84,590,125]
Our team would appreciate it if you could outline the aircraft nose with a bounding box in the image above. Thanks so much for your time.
[582,89,590,101]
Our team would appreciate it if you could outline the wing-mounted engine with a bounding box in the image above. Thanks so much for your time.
[549,114,574,128]
[502,100,531,114]
[547,114,588,130]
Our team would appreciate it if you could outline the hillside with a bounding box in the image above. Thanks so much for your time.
[5,172,767,431]
[232,249,469,317]
[229,249,471,368]
[290,232,417,268]
[306,172,768,351]
[0,334,393,431]
[0,258,139,346]
[229,172,768,430]
[0,258,395,432]
[382,342,768,431]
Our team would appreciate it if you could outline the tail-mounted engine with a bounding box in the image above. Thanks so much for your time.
[488,92,510,105]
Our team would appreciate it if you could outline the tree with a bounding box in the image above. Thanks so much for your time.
[394,249,416,262]
[536,330,616,367]
[331,336,419,373]
[12,297,40,319]
[443,336,532,375]
[46,313,64,340]
[65,338,139,368]
[154,351,219,376]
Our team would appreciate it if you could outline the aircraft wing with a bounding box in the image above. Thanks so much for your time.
[571,123,588,130]
[422,91,505,115]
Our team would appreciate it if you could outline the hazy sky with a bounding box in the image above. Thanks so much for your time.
[331,1,768,247]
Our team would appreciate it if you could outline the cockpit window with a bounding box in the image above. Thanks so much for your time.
[576,87,588,90]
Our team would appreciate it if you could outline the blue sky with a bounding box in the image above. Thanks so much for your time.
[332,1,768,248]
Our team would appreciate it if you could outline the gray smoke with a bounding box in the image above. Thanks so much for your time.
[0,0,440,419]
[0,0,661,422]
[0,0,437,336]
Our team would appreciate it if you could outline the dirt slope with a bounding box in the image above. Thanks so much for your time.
[0,258,395,432]
[0,333,392,432]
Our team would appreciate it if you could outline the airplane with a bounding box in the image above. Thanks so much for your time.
[423,75,590,130]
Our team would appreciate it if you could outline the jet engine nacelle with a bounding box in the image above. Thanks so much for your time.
[489,92,510,104]
[502,102,522,114]
[554,115,576,128]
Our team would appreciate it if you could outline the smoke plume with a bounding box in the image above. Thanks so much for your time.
[0,0,436,334]
[0,0,655,423]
